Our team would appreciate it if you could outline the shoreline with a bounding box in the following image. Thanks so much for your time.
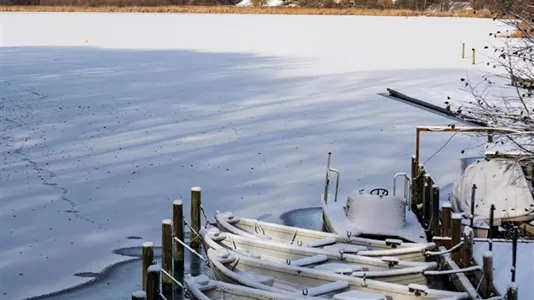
[0,5,494,18]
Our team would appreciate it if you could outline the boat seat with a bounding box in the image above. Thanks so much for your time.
[236,271,274,286]
[323,243,369,253]
[314,263,363,274]
[288,255,328,267]
[407,283,429,294]
[233,249,261,259]
[385,238,403,247]
[303,237,336,247]
[304,280,349,297]
[333,290,388,300]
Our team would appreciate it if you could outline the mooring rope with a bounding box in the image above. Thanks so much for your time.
[425,241,464,257]
[173,236,208,263]
[424,265,482,276]
[183,219,210,250]
[199,204,214,227]
[160,268,185,289]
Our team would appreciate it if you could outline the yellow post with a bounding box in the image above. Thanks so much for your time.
[472,48,475,65]
[462,43,465,58]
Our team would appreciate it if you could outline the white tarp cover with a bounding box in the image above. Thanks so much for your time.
[451,159,534,221]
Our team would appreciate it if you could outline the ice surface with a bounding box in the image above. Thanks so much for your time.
[1,12,502,299]
[473,241,533,300]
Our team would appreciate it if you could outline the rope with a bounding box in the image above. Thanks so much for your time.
[425,241,464,257]
[424,265,481,276]
[184,219,208,250]
[160,268,184,289]
[199,204,213,227]
[475,274,484,292]
[423,132,458,165]
[173,236,208,263]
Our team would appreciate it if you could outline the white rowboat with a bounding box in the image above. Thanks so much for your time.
[201,228,437,285]
[216,211,435,262]
[207,247,470,300]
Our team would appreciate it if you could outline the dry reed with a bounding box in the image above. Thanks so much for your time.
[0,5,495,18]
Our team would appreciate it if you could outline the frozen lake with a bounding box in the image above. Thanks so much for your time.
[0,12,509,299]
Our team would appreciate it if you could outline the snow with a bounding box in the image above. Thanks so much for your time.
[322,198,428,243]
[473,241,534,300]
[345,195,406,230]
[302,280,349,297]
[451,159,534,221]
[236,0,284,6]
[0,12,505,299]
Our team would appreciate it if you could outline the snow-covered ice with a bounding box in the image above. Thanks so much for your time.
[473,241,534,300]
[0,12,512,299]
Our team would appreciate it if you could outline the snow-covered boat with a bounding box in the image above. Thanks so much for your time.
[451,158,534,238]
[207,247,470,300]
[200,228,436,285]
[184,274,327,300]
[321,153,428,244]
[215,211,435,262]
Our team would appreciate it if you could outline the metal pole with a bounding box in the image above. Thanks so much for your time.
[489,204,495,251]
[323,152,331,203]
[470,184,477,229]
[512,228,518,282]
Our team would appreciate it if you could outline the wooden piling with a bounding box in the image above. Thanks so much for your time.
[431,185,440,237]
[481,251,494,298]
[506,284,518,300]
[190,186,201,249]
[472,48,476,65]
[173,200,184,275]
[146,265,161,300]
[410,155,417,210]
[462,226,473,268]
[132,291,147,300]
[442,202,452,237]
[161,219,173,296]
[141,241,154,291]
[423,174,432,224]
[451,213,462,263]
[462,43,465,58]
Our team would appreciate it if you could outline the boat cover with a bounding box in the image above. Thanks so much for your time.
[451,158,534,221]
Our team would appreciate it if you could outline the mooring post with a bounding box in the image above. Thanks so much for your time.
[470,184,477,229]
[442,202,452,237]
[462,226,473,268]
[506,284,518,300]
[173,199,184,275]
[451,213,462,263]
[142,241,154,291]
[481,251,494,299]
[512,228,518,283]
[190,186,201,249]
[489,204,495,251]
[132,291,147,300]
[423,174,432,225]
[410,155,417,210]
[472,48,476,65]
[462,43,465,58]
[431,185,440,237]
[147,264,161,300]
[161,219,173,297]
